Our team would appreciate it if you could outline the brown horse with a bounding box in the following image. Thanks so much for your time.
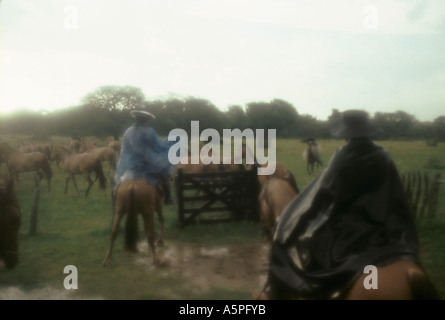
[80,140,117,173]
[106,136,121,154]
[102,178,165,267]
[258,177,299,240]
[0,175,21,269]
[345,260,440,300]
[69,138,81,153]
[51,144,106,196]
[262,259,440,300]
[303,139,323,174]
[0,142,53,191]
[19,141,52,159]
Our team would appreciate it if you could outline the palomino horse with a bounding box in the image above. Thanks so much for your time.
[0,175,21,269]
[257,162,299,193]
[264,259,440,300]
[51,144,106,196]
[0,142,53,191]
[258,177,299,241]
[80,140,117,173]
[303,139,323,174]
[102,178,165,267]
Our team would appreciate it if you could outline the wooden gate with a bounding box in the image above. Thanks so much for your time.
[174,167,260,226]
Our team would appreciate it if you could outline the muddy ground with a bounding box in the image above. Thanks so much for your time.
[0,240,271,300]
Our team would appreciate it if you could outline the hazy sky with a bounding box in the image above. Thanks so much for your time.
[1,0,445,121]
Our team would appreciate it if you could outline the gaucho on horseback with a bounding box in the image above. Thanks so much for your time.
[102,110,175,267]
[115,110,175,188]
[265,109,439,300]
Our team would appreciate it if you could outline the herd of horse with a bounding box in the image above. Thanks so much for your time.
[0,136,440,299]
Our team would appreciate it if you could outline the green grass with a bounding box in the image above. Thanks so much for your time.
[1,136,444,299]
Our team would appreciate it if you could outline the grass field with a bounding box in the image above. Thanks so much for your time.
[0,136,444,299]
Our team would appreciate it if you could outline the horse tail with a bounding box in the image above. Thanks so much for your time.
[95,160,107,190]
[125,186,139,252]
[43,157,53,180]
[407,267,441,300]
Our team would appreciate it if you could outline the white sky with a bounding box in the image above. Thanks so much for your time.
[1,0,445,121]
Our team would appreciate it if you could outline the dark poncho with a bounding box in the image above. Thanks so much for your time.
[268,138,419,299]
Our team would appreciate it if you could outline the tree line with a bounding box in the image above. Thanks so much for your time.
[1,85,445,143]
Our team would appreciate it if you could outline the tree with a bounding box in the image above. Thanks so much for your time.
[225,105,246,130]
[373,110,418,139]
[81,85,146,111]
[79,86,147,138]
[182,98,225,133]
[245,99,299,137]
[433,116,445,142]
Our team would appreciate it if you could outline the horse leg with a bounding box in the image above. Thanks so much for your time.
[155,185,165,247]
[155,204,164,247]
[65,176,70,194]
[102,209,125,267]
[141,204,157,264]
[37,169,50,192]
[72,175,81,196]
[36,170,44,181]
[84,173,94,197]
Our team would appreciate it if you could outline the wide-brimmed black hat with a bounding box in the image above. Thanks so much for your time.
[330,110,381,138]
[130,110,156,120]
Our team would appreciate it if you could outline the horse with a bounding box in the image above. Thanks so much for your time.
[258,177,299,241]
[0,174,21,269]
[51,144,106,196]
[303,139,323,174]
[263,259,440,300]
[80,140,117,173]
[0,142,53,191]
[345,260,440,300]
[256,162,299,193]
[102,178,165,267]
[69,138,81,153]
[106,136,121,154]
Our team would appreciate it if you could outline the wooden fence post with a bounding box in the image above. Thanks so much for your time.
[413,171,422,217]
[419,173,429,218]
[176,168,185,225]
[29,173,40,235]
[428,173,441,219]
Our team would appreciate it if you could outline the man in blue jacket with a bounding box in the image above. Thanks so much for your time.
[115,110,175,197]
